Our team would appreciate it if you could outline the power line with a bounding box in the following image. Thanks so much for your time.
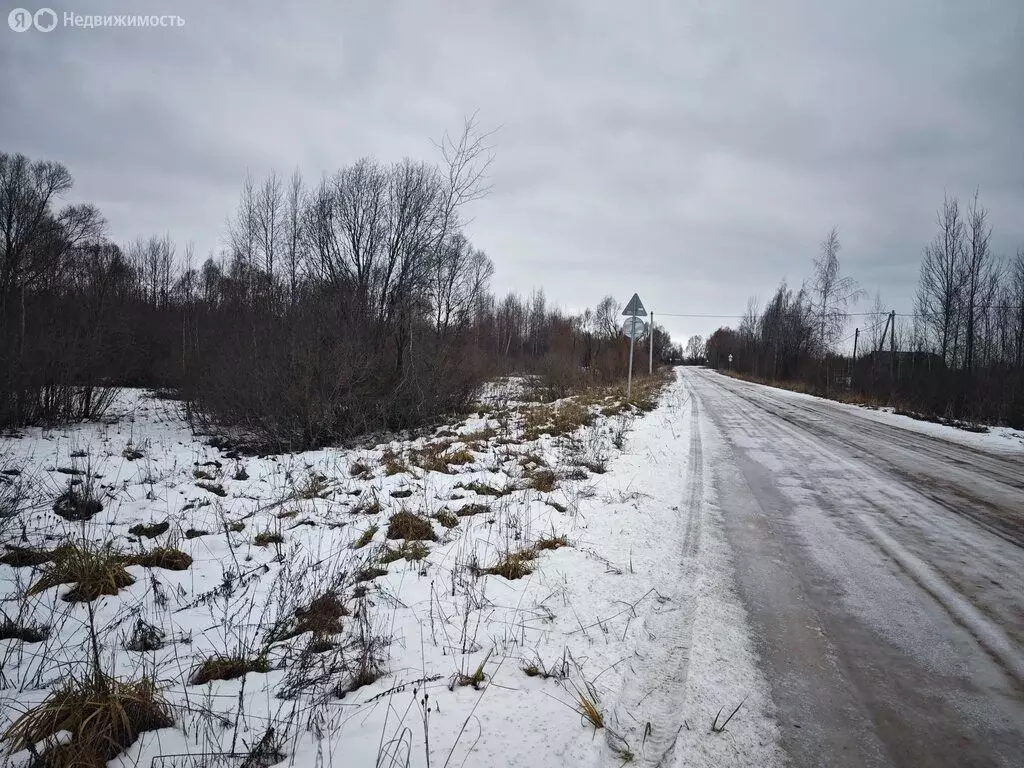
[655,313,751,319]
[656,306,1024,322]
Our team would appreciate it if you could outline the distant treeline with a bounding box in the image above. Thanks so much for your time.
[700,198,1024,426]
[0,129,676,449]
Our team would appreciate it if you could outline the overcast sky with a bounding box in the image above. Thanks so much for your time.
[3,0,1022,345]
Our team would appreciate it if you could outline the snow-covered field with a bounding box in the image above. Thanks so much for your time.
[0,372,782,768]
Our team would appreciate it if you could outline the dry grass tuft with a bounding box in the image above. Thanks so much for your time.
[254,531,285,547]
[622,368,672,411]
[294,593,348,636]
[0,617,49,643]
[381,448,408,476]
[407,441,476,475]
[125,619,165,652]
[571,457,607,474]
[190,654,269,685]
[352,524,378,549]
[560,466,589,482]
[535,534,570,551]
[477,535,567,580]
[519,452,547,469]
[524,400,595,440]
[184,528,209,539]
[521,653,568,681]
[349,460,372,478]
[379,541,430,564]
[527,468,558,492]
[126,547,193,571]
[224,520,246,533]
[600,403,626,417]
[522,663,543,677]
[480,548,537,580]
[462,426,498,445]
[386,511,437,542]
[355,565,388,583]
[28,544,135,602]
[455,481,512,497]
[451,650,492,691]
[411,441,454,473]
[433,509,459,528]
[456,503,490,517]
[127,521,169,539]
[53,487,103,521]
[353,496,383,516]
[576,685,604,730]
[2,673,173,767]
[294,471,330,499]
[0,545,65,568]
[195,480,227,497]
[445,447,474,466]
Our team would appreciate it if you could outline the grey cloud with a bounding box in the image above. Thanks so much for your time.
[1,0,1021,344]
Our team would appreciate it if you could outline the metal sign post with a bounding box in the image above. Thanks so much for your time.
[627,318,636,400]
[621,293,647,400]
[648,311,654,375]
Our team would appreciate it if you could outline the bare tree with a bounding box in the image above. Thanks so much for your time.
[916,194,966,366]
[227,173,258,301]
[811,226,863,354]
[1010,248,1024,368]
[433,113,497,243]
[380,159,442,327]
[284,169,304,306]
[593,295,619,341]
[0,153,105,318]
[305,159,387,309]
[429,234,494,336]
[175,241,197,304]
[254,171,284,292]
[961,191,995,378]
[127,234,175,307]
[684,335,706,361]
[0,153,73,305]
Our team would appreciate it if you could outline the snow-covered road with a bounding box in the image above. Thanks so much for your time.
[684,368,1024,768]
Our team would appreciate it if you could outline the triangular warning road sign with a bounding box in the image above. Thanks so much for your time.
[622,293,647,316]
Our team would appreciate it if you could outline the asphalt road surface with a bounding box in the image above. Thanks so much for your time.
[682,368,1024,768]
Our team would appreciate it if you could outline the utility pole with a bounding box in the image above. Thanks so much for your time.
[852,327,859,385]
[877,313,891,354]
[648,311,654,375]
[889,309,897,400]
[889,310,897,366]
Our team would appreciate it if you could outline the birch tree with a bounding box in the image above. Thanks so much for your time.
[811,226,862,354]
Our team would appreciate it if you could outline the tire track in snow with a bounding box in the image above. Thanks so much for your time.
[602,385,705,766]
[703,370,1024,683]
[682,395,704,558]
[713,374,1024,547]
[857,509,1024,684]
